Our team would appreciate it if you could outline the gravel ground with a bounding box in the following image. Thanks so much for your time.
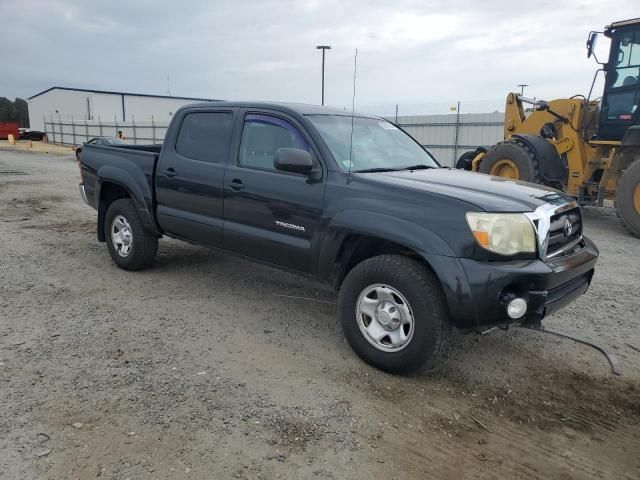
[1,149,639,480]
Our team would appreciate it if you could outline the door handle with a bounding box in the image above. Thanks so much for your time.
[229,178,245,191]
[164,168,176,178]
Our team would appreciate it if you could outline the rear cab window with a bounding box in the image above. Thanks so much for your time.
[175,111,234,163]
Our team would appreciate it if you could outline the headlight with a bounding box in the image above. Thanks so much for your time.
[465,212,536,255]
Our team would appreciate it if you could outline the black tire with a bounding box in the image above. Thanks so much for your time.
[479,139,543,183]
[455,151,476,170]
[455,147,486,171]
[75,149,81,161]
[615,159,640,237]
[338,254,451,374]
[105,198,158,270]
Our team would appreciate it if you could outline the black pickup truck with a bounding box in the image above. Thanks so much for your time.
[78,102,598,373]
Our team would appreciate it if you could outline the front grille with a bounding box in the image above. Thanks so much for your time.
[546,207,582,257]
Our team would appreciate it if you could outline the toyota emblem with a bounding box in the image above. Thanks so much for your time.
[563,217,573,237]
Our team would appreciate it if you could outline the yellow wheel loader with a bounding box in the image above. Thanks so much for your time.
[457,18,640,237]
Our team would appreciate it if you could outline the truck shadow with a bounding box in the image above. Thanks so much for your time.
[150,237,631,383]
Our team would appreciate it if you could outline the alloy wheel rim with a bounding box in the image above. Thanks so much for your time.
[490,159,520,179]
[111,215,133,257]
[355,284,415,352]
[634,183,640,215]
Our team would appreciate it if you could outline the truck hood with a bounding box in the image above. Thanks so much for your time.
[358,168,570,212]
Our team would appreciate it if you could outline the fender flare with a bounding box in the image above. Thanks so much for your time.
[96,165,161,238]
[316,210,477,327]
[316,209,456,283]
[511,134,567,188]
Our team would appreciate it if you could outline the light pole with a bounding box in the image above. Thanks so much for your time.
[517,84,528,96]
[316,45,331,105]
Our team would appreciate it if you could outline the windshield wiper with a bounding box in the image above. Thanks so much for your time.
[352,164,436,173]
[352,167,401,173]
[400,164,436,171]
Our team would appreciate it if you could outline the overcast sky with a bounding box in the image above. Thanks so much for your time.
[2,0,637,115]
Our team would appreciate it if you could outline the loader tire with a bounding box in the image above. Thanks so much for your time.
[455,147,486,171]
[479,139,543,184]
[615,159,640,237]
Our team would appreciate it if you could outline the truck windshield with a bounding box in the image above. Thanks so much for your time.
[307,115,438,172]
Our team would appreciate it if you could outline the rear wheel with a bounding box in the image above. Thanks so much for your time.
[455,147,486,171]
[338,255,451,374]
[615,159,640,237]
[479,139,543,183]
[105,199,158,270]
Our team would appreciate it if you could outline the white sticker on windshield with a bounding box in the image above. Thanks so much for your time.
[378,122,397,130]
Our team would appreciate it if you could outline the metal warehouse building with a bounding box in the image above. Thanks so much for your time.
[27,86,217,132]
[27,86,505,166]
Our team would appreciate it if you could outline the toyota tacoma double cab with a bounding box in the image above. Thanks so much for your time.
[78,102,598,373]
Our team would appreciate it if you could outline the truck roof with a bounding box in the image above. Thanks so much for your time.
[182,101,377,118]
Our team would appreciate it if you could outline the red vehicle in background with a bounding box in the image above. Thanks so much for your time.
[0,122,20,140]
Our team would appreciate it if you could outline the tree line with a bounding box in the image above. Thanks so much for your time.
[0,97,29,127]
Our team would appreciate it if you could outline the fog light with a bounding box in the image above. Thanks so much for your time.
[507,298,527,319]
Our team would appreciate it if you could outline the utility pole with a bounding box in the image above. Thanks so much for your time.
[517,84,528,96]
[316,45,331,105]
[452,101,461,165]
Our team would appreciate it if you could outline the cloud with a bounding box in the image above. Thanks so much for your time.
[2,0,638,115]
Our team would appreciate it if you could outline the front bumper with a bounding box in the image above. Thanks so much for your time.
[426,236,598,330]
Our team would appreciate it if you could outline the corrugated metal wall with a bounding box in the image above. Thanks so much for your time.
[45,110,507,158]
[393,112,505,166]
[29,88,211,132]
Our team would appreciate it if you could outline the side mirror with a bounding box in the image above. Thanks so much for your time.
[586,31,598,58]
[274,148,314,174]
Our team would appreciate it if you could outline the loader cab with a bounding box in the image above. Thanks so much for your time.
[597,19,640,140]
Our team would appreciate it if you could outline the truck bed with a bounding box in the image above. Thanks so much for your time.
[81,143,161,174]
[79,143,163,217]
[114,144,163,154]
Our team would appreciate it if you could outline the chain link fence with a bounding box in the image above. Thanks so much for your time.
[43,102,507,167]
[43,116,169,146]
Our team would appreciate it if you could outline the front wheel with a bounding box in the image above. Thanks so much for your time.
[105,198,158,270]
[338,255,451,374]
[479,140,542,183]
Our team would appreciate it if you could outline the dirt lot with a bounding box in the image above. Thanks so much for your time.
[1,149,639,479]
[0,139,74,156]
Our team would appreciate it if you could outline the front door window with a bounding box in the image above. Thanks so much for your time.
[238,114,310,171]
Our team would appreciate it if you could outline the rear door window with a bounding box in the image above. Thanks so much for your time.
[175,112,234,163]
